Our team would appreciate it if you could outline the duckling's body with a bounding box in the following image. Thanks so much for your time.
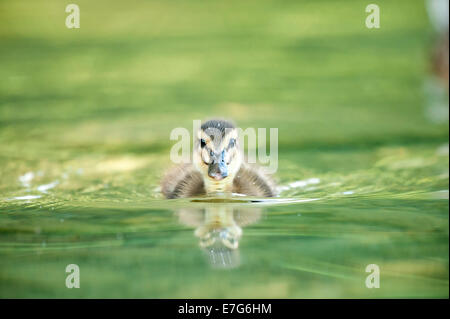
[161,119,276,199]
[161,163,275,198]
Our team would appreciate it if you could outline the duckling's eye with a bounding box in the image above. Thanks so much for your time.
[228,138,236,148]
[200,139,206,148]
[210,150,214,157]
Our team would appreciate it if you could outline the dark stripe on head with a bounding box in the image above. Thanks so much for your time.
[201,119,235,138]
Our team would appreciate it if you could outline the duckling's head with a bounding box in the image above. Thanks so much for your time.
[193,119,242,192]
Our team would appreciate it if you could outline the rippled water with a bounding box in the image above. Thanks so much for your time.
[0,143,448,298]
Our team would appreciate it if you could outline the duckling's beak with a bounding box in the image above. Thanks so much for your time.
[208,150,228,180]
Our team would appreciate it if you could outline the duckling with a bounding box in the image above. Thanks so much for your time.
[161,119,276,198]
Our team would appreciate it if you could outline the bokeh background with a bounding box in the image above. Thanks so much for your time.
[1,0,448,157]
[0,0,448,298]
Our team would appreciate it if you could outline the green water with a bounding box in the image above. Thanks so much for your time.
[0,0,448,298]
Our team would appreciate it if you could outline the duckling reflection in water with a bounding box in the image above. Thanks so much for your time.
[177,206,262,268]
[161,119,276,198]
